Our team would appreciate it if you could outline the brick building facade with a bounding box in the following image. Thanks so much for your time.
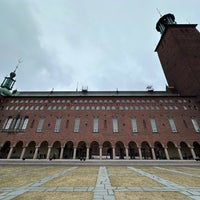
[0,13,200,160]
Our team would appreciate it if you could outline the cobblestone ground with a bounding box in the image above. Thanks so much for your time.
[0,165,200,200]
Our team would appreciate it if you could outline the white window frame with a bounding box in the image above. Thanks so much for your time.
[112,117,118,133]
[131,117,138,133]
[150,117,158,133]
[4,117,13,130]
[74,117,80,133]
[37,118,44,132]
[191,118,200,132]
[14,118,21,130]
[54,117,61,133]
[22,117,29,130]
[93,117,99,133]
[168,117,177,133]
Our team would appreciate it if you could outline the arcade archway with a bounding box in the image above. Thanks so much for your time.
[63,141,74,159]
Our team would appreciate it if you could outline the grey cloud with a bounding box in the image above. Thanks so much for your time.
[0,0,199,92]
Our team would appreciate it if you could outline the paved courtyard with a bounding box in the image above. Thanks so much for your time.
[0,165,200,200]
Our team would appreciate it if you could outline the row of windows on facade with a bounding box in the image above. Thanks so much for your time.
[2,116,200,133]
[9,98,191,104]
[4,105,196,111]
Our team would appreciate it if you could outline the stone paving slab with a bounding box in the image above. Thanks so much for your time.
[0,165,200,199]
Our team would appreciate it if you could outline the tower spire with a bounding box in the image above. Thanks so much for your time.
[156,13,176,34]
[0,59,22,96]
[156,8,162,18]
[14,58,23,73]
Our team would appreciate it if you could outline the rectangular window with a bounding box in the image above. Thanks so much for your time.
[14,118,21,130]
[112,117,118,133]
[74,117,80,133]
[54,117,61,133]
[21,117,29,130]
[191,118,200,132]
[37,118,44,132]
[131,117,138,132]
[4,117,13,130]
[93,117,98,133]
[150,117,158,132]
[168,117,177,132]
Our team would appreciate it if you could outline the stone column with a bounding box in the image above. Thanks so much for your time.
[125,146,129,160]
[164,147,170,160]
[99,146,102,160]
[47,146,52,159]
[73,147,77,159]
[86,147,89,160]
[190,147,196,159]
[20,147,26,159]
[7,146,14,159]
[33,146,39,159]
[138,147,142,160]
[151,147,156,160]
[60,146,64,159]
[112,147,116,160]
[177,147,183,160]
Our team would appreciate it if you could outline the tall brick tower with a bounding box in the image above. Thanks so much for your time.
[155,13,200,96]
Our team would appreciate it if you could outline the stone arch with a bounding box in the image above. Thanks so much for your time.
[128,141,138,159]
[63,141,74,159]
[11,141,23,159]
[0,141,11,159]
[115,141,125,159]
[102,141,112,159]
[38,141,48,159]
[24,141,36,159]
[154,141,165,159]
[76,141,86,159]
[90,141,99,159]
[141,141,152,159]
[50,141,61,159]
[167,141,179,159]
[180,142,192,159]
[193,142,200,158]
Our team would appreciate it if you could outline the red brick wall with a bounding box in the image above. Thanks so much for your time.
[156,25,200,96]
[1,95,200,148]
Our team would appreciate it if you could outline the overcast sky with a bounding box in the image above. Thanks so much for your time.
[0,0,199,92]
